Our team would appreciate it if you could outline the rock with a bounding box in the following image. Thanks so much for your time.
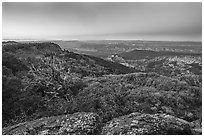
[161,106,174,115]
[185,112,194,119]
[190,119,202,135]
[150,107,157,112]
[2,112,100,135]
[101,112,193,135]
[191,128,202,135]
[190,119,202,128]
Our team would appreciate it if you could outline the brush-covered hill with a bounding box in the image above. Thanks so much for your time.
[2,41,202,135]
[3,41,135,75]
[113,49,202,88]
[3,42,62,57]
[2,42,136,126]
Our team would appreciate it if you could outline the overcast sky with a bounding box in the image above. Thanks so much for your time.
[2,2,202,41]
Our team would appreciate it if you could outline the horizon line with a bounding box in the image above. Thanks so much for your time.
[2,39,202,43]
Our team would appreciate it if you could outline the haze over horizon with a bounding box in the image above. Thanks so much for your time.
[2,2,202,41]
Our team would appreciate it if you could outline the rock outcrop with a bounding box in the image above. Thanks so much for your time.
[101,112,193,135]
[2,112,100,135]
[3,112,201,135]
[190,119,202,135]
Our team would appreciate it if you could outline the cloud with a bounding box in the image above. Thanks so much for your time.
[2,2,202,41]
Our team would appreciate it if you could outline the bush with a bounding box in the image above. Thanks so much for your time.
[2,53,29,74]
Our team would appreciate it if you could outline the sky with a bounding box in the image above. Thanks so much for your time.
[2,2,202,41]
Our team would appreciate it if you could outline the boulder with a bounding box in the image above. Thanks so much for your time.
[2,112,100,135]
[190,119,202,135]
[161,106,174,115]
[101,112,193,135]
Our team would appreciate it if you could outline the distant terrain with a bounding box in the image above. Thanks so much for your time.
[54,40,202,57]
[2,40,202,135]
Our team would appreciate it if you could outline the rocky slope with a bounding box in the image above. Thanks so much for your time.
[3,112,201,135]
[3,112,100,135]
[101,112,192,135]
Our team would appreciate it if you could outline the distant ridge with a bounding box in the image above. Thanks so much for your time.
[2,42,63,56]
[120,49,201,60]
[2,41,18,44]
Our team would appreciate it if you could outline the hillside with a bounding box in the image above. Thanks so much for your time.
[2,42,136,126]
[3,42,62,58]
[2,42,135,75]
[2,41,202,135]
